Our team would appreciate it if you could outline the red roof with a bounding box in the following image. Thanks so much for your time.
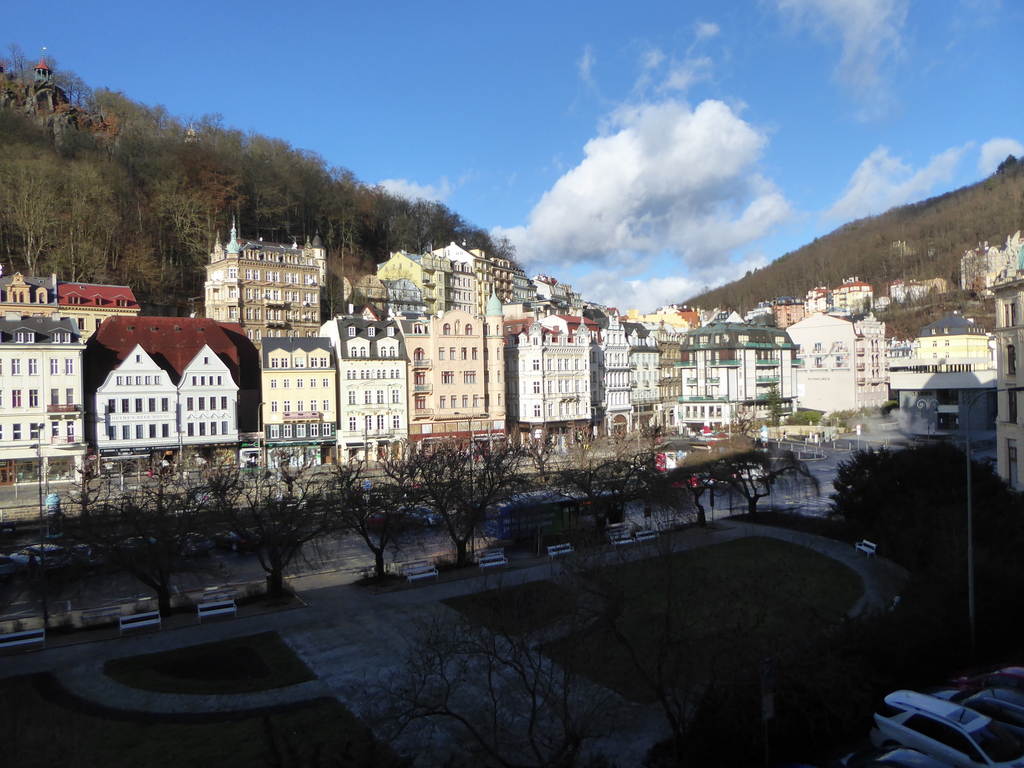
[35,57,50,71]
[85,317,251,389]
[57,282,139,309]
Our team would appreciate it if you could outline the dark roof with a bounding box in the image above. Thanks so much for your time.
[329,316,407,359]
[921,314,986,336]
[684,321,795,350]
[0,315,79,343]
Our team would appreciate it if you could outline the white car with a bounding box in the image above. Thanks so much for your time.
[871,690,1024,767]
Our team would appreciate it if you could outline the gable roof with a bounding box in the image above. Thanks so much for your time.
[84,317,257,391]
[57,281,139,309]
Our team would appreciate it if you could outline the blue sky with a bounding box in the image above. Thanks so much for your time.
[7,0,1022,311]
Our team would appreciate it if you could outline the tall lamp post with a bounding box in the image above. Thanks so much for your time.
[964,385,1022,657]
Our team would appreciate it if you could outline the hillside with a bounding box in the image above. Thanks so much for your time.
[688,160,1024,314]
[0,48,517,315]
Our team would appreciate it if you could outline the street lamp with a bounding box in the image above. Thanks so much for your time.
[964,385,1023,657]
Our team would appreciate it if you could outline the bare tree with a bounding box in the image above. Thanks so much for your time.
[373,578,618,767]
[403,439,526,567]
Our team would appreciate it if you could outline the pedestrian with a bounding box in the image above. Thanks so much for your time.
[27,552,38,580]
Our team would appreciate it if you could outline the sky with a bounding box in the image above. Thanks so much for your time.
[6,0,1023,312]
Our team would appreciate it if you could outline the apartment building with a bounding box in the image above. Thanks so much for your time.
[398,301,507,447]
[260,338,337,467]
[624,322,660,429]
[504,315,593,449]
[994,275,1024,488]
[204,222,326,344]
[320,309,408,462]
[0,315,85,485]
[677,320,798,433]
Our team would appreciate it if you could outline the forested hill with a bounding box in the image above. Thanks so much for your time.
[0,47,516,314]
[688,158,1024,312]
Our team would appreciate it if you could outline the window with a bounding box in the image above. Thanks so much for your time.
[50,358,58,375]
[377,390,384,404]
[65,359,75,376]
[162,424,170,438]
[322,378,330,388]
[222,421,229,434]
[11,359,20,375]
[199,422,206,436]
[187,423,194,437]
[122,425,131,440]
[186,397,194,411]
[461,348,467,360]
[367,327,376,338]
[221,396,227,410]
[533,381,541,394]
[283,401,292,413]
[534,404,541,417]
[107,398,116,414]
[149,424,157,439]
[136,424,144,439]
[364,391,372,405]
[270,401,279,413]
[348,326,356,337]
[415,396,426,410]
[439,348,446,360]
[348,390,357,405]
[442,371,454,384]
[1009,344,1018,375]
[28,389,38,407]
[1011,391,1019,424]
[392,389,400,403]
[440,396,447,409]
[443,323,451,335]
[463,371,476,384]
[161,398,169,412]
[211,421,218,435]
[270,379,278,389]
[472,347,478,360]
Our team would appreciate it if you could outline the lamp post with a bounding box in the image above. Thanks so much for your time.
[964,385,1022,657]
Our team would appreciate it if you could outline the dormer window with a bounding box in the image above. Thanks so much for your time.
[367,327,376,338]
[348,326,356,337]
[15,332,32,343]
[387,327,395,337]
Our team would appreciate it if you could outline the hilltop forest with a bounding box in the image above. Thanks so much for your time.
[0,45,516,314]
[689,158,1024,316]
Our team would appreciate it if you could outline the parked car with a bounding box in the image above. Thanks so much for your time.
[213,529,259,552]
[842,744,957,767]
[68,544,107,570]
[0,556,16,580]
[871,689,1024,767]
[931,688,1024,734]
[953,668,1024,693]
[178,533,215,557]
[403,506,443,527]
[9,543,68,570]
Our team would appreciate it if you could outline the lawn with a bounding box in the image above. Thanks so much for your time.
[446,536,863,702]
[0,631,405,768]
[105,631,314,695]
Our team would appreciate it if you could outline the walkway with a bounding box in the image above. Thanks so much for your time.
[0,520,908,765]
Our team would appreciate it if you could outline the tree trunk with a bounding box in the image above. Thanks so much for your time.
[747,497,759,519]
[454,537,469,567]
[267,568,285,598]
[157,587,172,616]
[374,549,386,579]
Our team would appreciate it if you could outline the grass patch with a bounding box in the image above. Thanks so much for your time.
[562,536,863,701]
[444,579,572,634]
[0,674,403,768]
[105,632,315,695]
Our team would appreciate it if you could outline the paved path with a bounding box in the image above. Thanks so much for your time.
[0,519,908,766]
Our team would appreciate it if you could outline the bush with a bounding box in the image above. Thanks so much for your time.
[785,409,823,426]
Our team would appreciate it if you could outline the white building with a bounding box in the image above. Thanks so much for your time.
[320,309,409,462]
[591,314,632,434]
[787,313,888,413]
[0,315,86,486]
[94,343,239,459]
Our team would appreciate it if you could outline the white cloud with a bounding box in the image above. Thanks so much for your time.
[576,271,706,313]
[826,145,965,221]
[776,0,908,111]
[695,21,721,40]
[978,137,1024,175]
[378,177,452,203]
[494,98,792,282]
[579,45,598,90]
[660,57,714,93]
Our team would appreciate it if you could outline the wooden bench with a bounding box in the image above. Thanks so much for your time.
[607,524,634,547]
[81,606,122,626]
[401,559,439,585]
[120,609,161,635]
[635,530,660,543]
[547,543,574,558]
[855,540,877,557]
[478,548,508,569]
[0,627,45,653]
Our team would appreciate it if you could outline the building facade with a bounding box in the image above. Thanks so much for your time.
[320,309,409,462]
[204,222,326,344]
[260,338,337,467]
[0,315,85,485]
[398,300,506,447]
[992,276,1024,489]
[677,321,798,433]
[625,322,660,429]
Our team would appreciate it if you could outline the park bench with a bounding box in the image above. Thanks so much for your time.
[120,609,161,635]
[635,530,660,543]
[0,627,45,653]
[478,548,508,569]
[401,559,439,585]
[607,524,634,547]
[855,540,877,557]
[81,606,122,626]
[547,543,574,558]
[198,597,237,623]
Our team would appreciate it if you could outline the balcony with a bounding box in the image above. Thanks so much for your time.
[412,358,433,368]
[283,411,322,421]
[412,408,435,418]
[50,436,81,445]
[755,359,780,367]
[676,360,696,368]
[710,359,741,367]
[46,404,81,414]
[756,376,780,384]
[266,318,287,328]
[413,383,432,392]
[686,378,698,384]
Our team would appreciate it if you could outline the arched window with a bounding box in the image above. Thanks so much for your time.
[442,323,452,335]
[465,324,473,336]
[413,348,426,361]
